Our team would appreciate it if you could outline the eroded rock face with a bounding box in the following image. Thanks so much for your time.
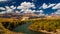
[0,23,24,34]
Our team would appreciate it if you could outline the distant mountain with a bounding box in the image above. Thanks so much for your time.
[0,13,46,19]
[0,13,22,18]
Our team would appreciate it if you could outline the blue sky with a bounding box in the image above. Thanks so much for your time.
[0,0,60,15]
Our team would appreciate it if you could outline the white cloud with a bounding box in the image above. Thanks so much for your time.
[39,10,43,13]
[51,13,54,15]
[17,2,35,9]
[54,10,60,14]
[17,2,35,14]
[48,4,56,8]
[0,2,46,16]
[51,10,60,15]
[0,2,35,14]
[20,9,35,14]
[52,3,60,9]
[0,7,5,10]
[5,6,10,9]
[40,3,56,9]
[4,6,16,13]
[17,6,25,9]
[24,9,35,14]
[5,6,16,13]
[36,10,44,16]
[0,0,12,2]
[6,9,13,13]
[39,13,45,16]
[0,6,13,14]
[10,5,16,9]
[5,6,13,13]
[0,6,14,14]
[0,11,6,14]
[40,3,48,9]
[39,10,44,15]
[0,5,17,14]
[0,0,7,2]
[36,10,43,13]
[15,11,20,13]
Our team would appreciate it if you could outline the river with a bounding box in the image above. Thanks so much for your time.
[13,22,46,34]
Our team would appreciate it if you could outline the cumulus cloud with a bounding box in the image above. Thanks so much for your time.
[0,11,6,14]
[17,2,35,9]
[0,0,11,2]
[17,2,35,14]
[36,10,43,13]
[0,5,16,13]
[52,3,60,9]
[5,6,10,10]
[0,2,35,14]
[51,3,60,15]
[17,6,25,10]
[36,10,44,16]
[40,3,56,9]
[15,11,20,13]
[20,9,35,14]
[0,6,13,14]
[0,0,12,2]
[0,7,5,10]
[54,10,60,14]
[39,10,44,13]
[0,2,46,16]
[40,3,48,9]
[0,0,7,2]
[5,6,15,13]
[24,9,35,14]
[39,13,45,16]
[10,5,16,9]
[48,4,56,8]
[39,10,44,15]
[51,10,60,15]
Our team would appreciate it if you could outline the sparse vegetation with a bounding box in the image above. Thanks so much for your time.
[0,18,25,34]
[29,19,60,34]
[1,18,60,34]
